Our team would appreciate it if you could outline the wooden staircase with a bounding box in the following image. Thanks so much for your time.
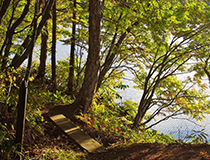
[49,114,106,153]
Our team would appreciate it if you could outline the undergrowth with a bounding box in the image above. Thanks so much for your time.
[0,61,208,159]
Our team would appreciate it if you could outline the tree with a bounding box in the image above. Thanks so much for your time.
[36,0,49,83]
[72,0,104,113]
[130,0,210,129]
[67,0,76,95]
[15,0,40,158]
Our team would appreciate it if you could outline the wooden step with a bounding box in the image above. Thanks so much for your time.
[49,114,106,153]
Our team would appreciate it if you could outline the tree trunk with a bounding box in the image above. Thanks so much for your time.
[36,21,48,82]
[15,0,39,159]
[72,0,104,113]
[0,0,11,25]
[133,103,148,129]
[67,0,76,95]
[51,0,56,93]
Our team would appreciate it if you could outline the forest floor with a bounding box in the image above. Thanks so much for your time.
[37,104,210,160]
[3,104,210,160]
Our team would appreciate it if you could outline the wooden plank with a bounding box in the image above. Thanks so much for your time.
[50,114,106,153]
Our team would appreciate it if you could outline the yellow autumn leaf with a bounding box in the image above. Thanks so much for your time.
[9,76,12,82]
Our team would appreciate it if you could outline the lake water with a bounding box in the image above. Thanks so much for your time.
[35,41,210,141]
[119,76,210,141]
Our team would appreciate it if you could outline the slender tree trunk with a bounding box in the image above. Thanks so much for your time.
[133,101,148,129]
[132,90,149,129]
[0,0,11,25]
[67,0,76,95]
[36,21,48,82]
[51,0,56,92]
[36,0,48,82]
[72,0,104,113]
[15,1,39,159]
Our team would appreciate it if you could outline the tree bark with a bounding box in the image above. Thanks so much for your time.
[36,21,48,82]
[67,0,76,95]
[0,0,11,25]
[72,0,104,113]
[51,0,56,92]
[133,99,149,129]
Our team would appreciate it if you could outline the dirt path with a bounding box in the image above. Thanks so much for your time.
[86,143,210,160]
